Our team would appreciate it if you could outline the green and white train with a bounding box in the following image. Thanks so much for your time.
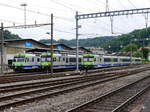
[9,52,142,72]
[82,54,141,69]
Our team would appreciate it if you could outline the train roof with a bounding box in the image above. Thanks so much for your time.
[15,53,36,57]
[82,54,96,57]
[103,55,119,58]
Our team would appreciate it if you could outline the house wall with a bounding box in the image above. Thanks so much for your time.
[1,40,48,64]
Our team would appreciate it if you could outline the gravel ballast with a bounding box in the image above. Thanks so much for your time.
[4,70,150,112]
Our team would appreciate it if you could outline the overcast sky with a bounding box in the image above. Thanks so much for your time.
[0,0,150,40]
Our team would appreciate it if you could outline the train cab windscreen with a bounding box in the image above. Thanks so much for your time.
[14,56,25,62]
[41,56,51,62]
[83,56,94,62]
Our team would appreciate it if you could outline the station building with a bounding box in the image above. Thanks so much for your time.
[0,39,92,64]
[0,39,49,64]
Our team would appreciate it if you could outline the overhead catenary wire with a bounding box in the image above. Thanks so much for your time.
[7,0,68,12]
[118,0,126,9]
[94,0,105,5]
[0,19,22,24]
[49,0,77,12]
[127,0,150,33]
[127,0,137,8]
[0,0,149,39]
[52,0,97,12]
[85,0,105,11]
[0,2,75,23]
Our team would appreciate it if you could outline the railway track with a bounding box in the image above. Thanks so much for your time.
[67,71,150,112]
[0,66,149,111]
[0,64,144,84]
[4,64,139,76]
[0,65,148,93]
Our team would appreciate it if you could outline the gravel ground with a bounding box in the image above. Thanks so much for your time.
[3,70,150,112]
[124,81,150,112]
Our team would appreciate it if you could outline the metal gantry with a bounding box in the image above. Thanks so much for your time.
[0,14,53,74]
[0,23,4,74]
[75,7,150,71]
[77,8,150,20]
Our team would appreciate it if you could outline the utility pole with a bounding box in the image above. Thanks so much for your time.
[0,23,4,74]
[106,0,109,12]
[20,3,27,28]
[130,40,132,64]
[75,11,79,72]
[51,13,53,75]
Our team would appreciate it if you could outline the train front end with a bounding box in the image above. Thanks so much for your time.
[81,54,95,70]
[11,53,26,72]
[40,52,52,71]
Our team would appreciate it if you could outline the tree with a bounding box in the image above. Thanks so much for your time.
[142,48,149,60]
[121,44,138,53]
[133,51,143,58]
[4,30,21,40]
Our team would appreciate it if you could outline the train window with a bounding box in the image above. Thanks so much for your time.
[59,57,61,62]
[104,58,111,62]
[99,58,101,62]
[79,58,81,62]
[32,58,34,62]
[66,58,68,63]
[47,58,51,61]
[25,58,29,62]
[113,58,118,62]
[83,58,88,61]
[37,58,40,62]
[89,58,94,62]
[121,58,131,62]
[135,59,141,62]
[41,58,45,62]
[70,58,76,62]
[63,58,65,61]
[17,58,24,62]
[53,57,56,61]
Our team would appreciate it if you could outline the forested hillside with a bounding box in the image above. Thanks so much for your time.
[40,27,150,52]
[103,27,150,52]
[4,30,21,40]
[39,36,114,47]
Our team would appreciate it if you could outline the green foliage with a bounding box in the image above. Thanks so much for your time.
[121,44,138,52]
[142,60,150,64]
[39,27,150,54]
[142,48,149,60]
[103,27,150,52]
[38,39,57,44]
[39,36,114,47]
[133,51,143,58]
[4,30,21,40]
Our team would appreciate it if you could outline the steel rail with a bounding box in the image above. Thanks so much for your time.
[112,81,150,112]
[66,72,150,112]
[0,67,147,111]
[0,66,147,93]
[0,72,114,93]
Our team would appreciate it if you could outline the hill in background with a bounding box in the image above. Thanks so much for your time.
[39,27,150,52]
[4,30,21,40]
[39,36,114,47]
[3,27,150,53]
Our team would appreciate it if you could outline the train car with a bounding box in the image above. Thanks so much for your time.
[40,52,82,71]
[102,55,119,67]
[82,54,97,69]
[81,53,142,69]
[119,56,131,66]
[131,57,142,64]
[11,53,40,72]
[82,54,120,68]
[10,52,142,72]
